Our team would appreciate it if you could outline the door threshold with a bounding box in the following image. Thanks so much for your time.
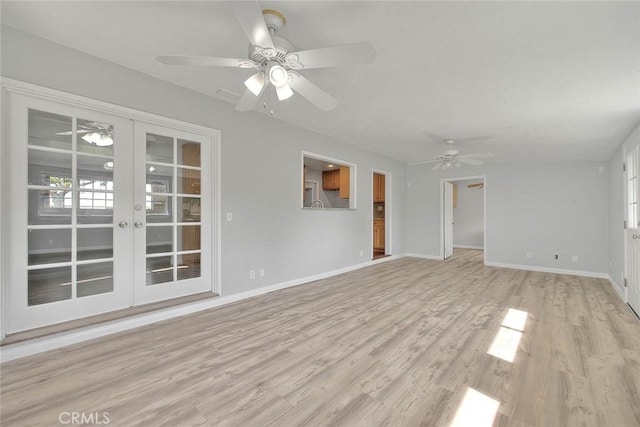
[1,292,218,346]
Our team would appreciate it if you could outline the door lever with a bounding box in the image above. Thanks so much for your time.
[134,221,144,228]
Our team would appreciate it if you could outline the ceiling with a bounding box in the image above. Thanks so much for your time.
[2,1,639,165]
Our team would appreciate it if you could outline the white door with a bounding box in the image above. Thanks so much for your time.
[132,123,212,305]
[5,94,133,333]
[625,135,640,316]
[443,181,454,259]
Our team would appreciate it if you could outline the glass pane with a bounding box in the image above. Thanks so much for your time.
[78,262,113,297]
[147,226,173,254]
[177,253,201,281]
[28,266,71,306]
[146,133,173,164]
[29,150,72,185]
[178,168,200,195]
[78,228,113,260]
[178,225,200,251]
[146,256,173,285]
[77,118,114,156]
[78,155,113,186]
[29,189,72,225]
[178,140,200,167]
[28,110,72,150]
[147,165,173,223]
[147,165,173,192]
[178,197,200,222]
[146,195,173,223]
[28,228,71,265]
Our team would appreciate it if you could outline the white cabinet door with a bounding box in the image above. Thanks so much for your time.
[132,122,212,305]
[5,94,133,333]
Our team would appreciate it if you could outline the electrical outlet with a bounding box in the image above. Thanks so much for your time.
[226,212,233,222]
[554,254,559,260]
[526,252,533,259]
[572,255,578,262]
[360,250,364,257]
[249,270,255,280]
[260,268,265,278]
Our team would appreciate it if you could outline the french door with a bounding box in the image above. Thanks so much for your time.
[4,92,213,333]
[132,122,211,305]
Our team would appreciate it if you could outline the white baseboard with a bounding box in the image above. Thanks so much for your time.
[0,254,406,363]
[484,261,609,279]
[405,253,443,260]
[453,245,483,250]
[607,274,626,301]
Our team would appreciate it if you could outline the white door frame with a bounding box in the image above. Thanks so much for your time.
[0,79,221,337]
[372,169,392,257]
[440,175,487,263]
[623,126,640,316]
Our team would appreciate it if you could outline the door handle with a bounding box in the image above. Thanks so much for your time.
[134,221,144,228]
[118,221,128,228]
[633,234,639,240]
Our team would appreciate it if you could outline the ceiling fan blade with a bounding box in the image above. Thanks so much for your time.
[233,2,274,48]
[55,129,91,135]
[288,73,337,111]
[156,55,256,68]
[235,88,261,112]
[285,42,376,70]
[458,152,494,159]
[458,158,484,166]
[408,159,440,166]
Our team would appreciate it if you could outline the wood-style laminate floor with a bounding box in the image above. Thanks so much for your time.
[1,250,639,426]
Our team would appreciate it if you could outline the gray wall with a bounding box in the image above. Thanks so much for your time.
[2,26,407,297]
[407,161,609,274]
[452,180,484,248]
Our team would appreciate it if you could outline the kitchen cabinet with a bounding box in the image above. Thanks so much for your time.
[373,220,385,251]
[322,169,340,190]
[322,167,350,199]
[339,166,350,199]
[374,173,385,202]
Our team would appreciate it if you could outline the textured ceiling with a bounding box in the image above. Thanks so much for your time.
[2,1,639,164]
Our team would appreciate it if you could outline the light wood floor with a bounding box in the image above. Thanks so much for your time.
[1,249,639,426]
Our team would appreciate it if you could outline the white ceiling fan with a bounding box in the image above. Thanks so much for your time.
[56,121,114,146]
[156,3,376,113]
[409,139,494,170]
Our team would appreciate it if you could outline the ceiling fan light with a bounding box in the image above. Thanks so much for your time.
[244,72,265,96]
[82,132,113,146]
[275,83,294,101]
[268,64,288,88]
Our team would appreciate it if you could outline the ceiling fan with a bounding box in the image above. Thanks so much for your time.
[56,121,114,146]
[156,3,376,113]
[409,139,494,170]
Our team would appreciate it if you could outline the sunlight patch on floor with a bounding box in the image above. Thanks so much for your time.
[487,308,528,363]
[450,387,500,427]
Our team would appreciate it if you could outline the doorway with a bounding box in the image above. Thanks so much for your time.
[624,132,640,317]
[4,90,217,333]
[441,176,486,261]
[373,171,390,260]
